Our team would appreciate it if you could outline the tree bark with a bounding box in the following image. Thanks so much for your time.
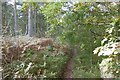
[13,0,18,36]
[0,1,3,79]
[27,3,33,37]
[25,24,28,35]
[99,58,115,78]
[33,7,37,35]
[0,1,2,35]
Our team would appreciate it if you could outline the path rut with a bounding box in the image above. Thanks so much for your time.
[62,47,77,78]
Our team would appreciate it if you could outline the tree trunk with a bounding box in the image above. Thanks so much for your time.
[13,0,18,36]
[33,7,37,36]
[2,3,7,35]
[0,1,3,79]
[8,15,13,35]
[27,3,33,37]
[25,24,28,35]
[99,58,115,78]
[0,1,2,35]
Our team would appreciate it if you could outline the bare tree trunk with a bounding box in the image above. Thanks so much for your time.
[13,0,18,36]
[28,3,33,37]
[33,7,37,36]
[25,24,28,35]
[0,1,3,79]
[8,15,13,35]
[2,3,7,35]
[99,58,115,78]
[0,1,2,35]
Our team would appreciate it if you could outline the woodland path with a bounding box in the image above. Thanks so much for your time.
[62,48,77,78]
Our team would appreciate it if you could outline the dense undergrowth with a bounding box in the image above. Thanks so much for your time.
[3,49,68,78]
[1,2,120,79]
[1,36,64,78]
[2,36,103,78]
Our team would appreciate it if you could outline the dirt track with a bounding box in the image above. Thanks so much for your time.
[63,48,77,78]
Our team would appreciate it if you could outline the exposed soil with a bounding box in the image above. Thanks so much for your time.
[63,57,74,78]
[62,48,77,78]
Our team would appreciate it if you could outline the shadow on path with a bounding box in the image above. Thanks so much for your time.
[62,47,77,78]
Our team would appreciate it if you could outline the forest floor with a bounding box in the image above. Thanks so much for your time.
[1,36,78,78]
[63,57,74,78]
[63,48,77,78]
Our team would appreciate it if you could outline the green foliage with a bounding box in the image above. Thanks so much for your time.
[21,1,39,12]
[3,49,68,78]
[93,3,120,77]
[41,2,107,46]
[41,2,120,78]
[41,2,107,78]
[3,1,120,78]
[73,53,101,78]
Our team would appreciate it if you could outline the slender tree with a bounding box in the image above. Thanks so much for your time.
[33,5,37,35]
[27,3,33,37]
[0,1,3,79]
[13,0,18,36]
[0,1,2,35]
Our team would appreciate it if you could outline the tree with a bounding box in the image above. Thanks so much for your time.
[41,2,104,56]
[0,1,2,35]
[13,0,18,36]
[24,2,42,37]
[27,2,33,37]
[42,2,120,78]
[33,2,37,35]
[93,2,120,78]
